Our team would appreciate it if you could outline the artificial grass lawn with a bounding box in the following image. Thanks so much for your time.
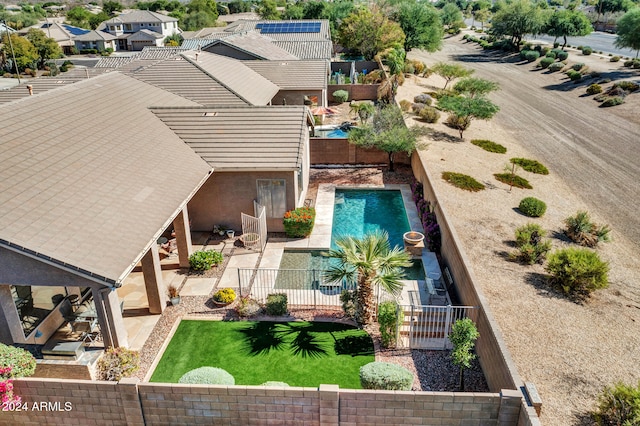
[150,321,374,389]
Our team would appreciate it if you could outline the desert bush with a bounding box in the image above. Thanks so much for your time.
[97,347,140,381]
[567,70,582,81]
[601,97,624,107]
[403,62,415,74]
[557,51,569,61]
[546,248,609,297]
[510,158,549,175]
[0,344,36,378]
[332,90,349,103]
[418,106,440,123]
[213,288,236,304]
[548,62,564,72]
[564,210,611,247]
[413,94,433,106]
[442,172,485,192]
[411,60,426,75]
[518,197,547,217]
[623,59,640,68]
[444,113,471,134]
[610,56,621,62]
[471,139,507,153]
[511,223,551,264]
[265,293,288,316]
[189,250,224,271]
[586,83,602,95]
[593,381,640,425]
[179,367,235,385]
[581,46,593,55]
[545,51,556,59]
[494,173,532,189]
[378,301,401,348]
[235,296,262,317]
[572,63,585,71]
[261,381,290,387]
[359,362,413,391]
[521,50,540,62]
[539,57,555,69]
[616,81,639,92]
[283,207,315,238]
[411,102,426,114]
[399,99,412,112]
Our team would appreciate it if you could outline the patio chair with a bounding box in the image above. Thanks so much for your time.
[73,319,99,346]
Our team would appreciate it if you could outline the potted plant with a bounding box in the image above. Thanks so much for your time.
[226,229,235,239]
[212,288,236,306]
[168,285,180,306]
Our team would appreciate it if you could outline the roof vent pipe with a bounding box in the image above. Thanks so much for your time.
[27,85,33,96]
[195,52,199,62]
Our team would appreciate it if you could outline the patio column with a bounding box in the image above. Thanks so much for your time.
[0,285,24,344]
[173,206,193,269]
[93,287,128,348]
[142,243,166,314]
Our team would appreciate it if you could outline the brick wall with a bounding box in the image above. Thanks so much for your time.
[328,85,380,102]
[310,138,411,166]
[2,378,527,426]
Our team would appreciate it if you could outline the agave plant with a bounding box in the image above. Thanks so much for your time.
[564,211,611,248]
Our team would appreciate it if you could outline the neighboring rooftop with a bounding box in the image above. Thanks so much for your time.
[98,9,178,27]
[195,31,299,61]
[244,60,328,90]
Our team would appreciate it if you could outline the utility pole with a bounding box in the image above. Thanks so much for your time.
[1,19,21,83]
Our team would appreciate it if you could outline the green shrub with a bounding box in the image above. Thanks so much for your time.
[403,62,415,74]
[413,94,432,106]
[511,223,551,264]
[213,288,236,304]
[411,102,426,114]
[564,211,611,247]
[545,51,556,59]
[359,362,413,390]
[601,97,624,107]
[442,172,485,192]
[586,83,602,95]
[518,197,547,217]
[557,51,568,61]
[418,106,440,123]
[189,250,224,271]
[283,207,315,238]
[235,296,262,317]
[0,344,36,379]
[610,56,621,62]
[399,99,411,112]
[265,293,288,316]
[178,367,235,385]
[494,173,532,189]
[546,248,609,297]
[261,381,290,387]
[572,62,585,71]
[582,46,593,55]
[378,301,401,349]
[539,57,555,69]
[567,70,582,81]
[548,62,564,72]
[623,59,640,68]
[522,50,540,62]
[97,347,140,381]
[510,158,549,175]
[332,90,349,103]
[593,381,640,425]
[471,139,507,153]
[616,81,639,92]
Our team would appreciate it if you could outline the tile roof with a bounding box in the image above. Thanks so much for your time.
[273,40,333,60]
[204,31,299,60]
[236,19,331,41]
[152,106,311,170]
[0,72,212,285]
[101,10,177,25]
[244,60,328,90]
[73,30,117,42]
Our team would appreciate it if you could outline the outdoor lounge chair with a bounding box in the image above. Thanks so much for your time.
[72,319,99,346]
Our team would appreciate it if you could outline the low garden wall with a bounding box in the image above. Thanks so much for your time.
[4,378,526,425]
[310,138,412,166]
[328,84,380,102]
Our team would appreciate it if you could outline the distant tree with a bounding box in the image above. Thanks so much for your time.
[0,33,38,72]
[228,0,251,14]
[338,7,405,60]
[164,32,183,46]
[302,0,329,19]
[594,0,631,31]
[453,77,499,98]
[325,1,355,43]
[393,1,443,52]
[431,62,474,89]
[490,0,546,47]
[473,8,491,31]
[65,6,93,28]
[440,2,463,28]
[544,9,592,49]
[102,1,123,15]
[25,28,62,69]
[257,0,280,20]
[449,318,479,391]
[89,11,111,30]
[615,8,640,58]
[181,0,219,30]
[283,3,304,19]
[438,95,500,139]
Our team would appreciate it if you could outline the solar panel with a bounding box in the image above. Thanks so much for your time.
[257,22,321,34]
[62,24,90,36]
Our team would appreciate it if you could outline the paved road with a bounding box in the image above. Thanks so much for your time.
[528,31,637,57]
[410,39,640,251]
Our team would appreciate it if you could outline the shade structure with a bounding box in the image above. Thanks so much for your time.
[311,106,337,116]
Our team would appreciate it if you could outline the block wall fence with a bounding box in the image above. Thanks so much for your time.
[310,138,412,166]
[2,378,528,425]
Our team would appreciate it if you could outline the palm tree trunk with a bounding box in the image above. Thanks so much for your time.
[388,152,395,172]
[356,275,374,326]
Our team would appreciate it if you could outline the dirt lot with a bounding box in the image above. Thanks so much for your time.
[400,36,640,425]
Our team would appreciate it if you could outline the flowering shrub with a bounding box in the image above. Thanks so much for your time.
[410,180,441,252]
[283,207,315,238]
[213,288,236,304]
[0,344,36,379]
[97,347,140,381]
[0,366,21,406]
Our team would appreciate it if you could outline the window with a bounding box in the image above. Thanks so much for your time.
[257,179,286,218]
[124,24,132,31]
[12,285,68,337]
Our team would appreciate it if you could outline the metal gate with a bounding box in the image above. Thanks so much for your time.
[241,201,267,252]
[398,305,479,350]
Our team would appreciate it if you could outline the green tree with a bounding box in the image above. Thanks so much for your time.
[449,318,479,391]
[348,105,429,171]
[180,0,219,30]
[164,32,183,46]
[102,1,123,15]
[283,3,304,19]
[323,231,412,326]
[228,0,251,14]
[349,102,376,124]
[89,11,111,30]
[615,8,640,58]
[65,6,93,28]
[431,62,474,89]
[393,1,443,52]
[595,0,631,31]
[453,77,499,98]
[490,0,546,47]
[257,0,280,20]
[338,7,405,60]
[1,33,38,72]
[440,2,463,28]
[25,28,62,69]
[474,8,491,31]
[544,9,592,49]
[438,95,500,139]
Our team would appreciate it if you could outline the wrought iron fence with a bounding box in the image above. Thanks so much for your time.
[397,304,479,350]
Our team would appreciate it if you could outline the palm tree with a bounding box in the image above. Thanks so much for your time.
[323,231,412,326]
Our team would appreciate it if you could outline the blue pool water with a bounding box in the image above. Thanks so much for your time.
[332,189,411,249]
[314,128,349,138]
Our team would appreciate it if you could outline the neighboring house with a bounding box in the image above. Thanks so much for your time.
[182,31,299,61]
[97,10,181,51]
[73,30,117,52]
[18,21,89,54]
